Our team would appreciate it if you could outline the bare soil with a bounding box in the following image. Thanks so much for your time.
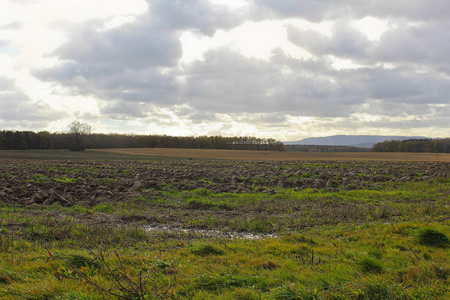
[1,159,448,207]
[1,158,449,236]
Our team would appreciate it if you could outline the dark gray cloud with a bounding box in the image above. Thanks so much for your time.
[251,0,450,21]
[314,118,434,134]
[288,20,450,66]
[182,48,281,113]
[349,0,450,21]
[181,48,363,117]
[150,0,245,35]
[100,100,150,119]
[54,21,181,69]
[188,112,217,124]
[35,62,180,106]
[182,47,449,120]
[372,21,450,65]
[432,105,450,129]
[287,22,370,58]
[364,69,450,105]
[259,113,287,124]
[250,0,336,22]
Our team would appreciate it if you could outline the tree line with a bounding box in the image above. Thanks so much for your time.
[0,130,285,151]
[371,138,450,153]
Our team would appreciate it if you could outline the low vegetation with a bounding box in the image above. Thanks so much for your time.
[0,151,448,299]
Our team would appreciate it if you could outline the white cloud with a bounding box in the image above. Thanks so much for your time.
[0,77,68,129]
[350,17,387,41]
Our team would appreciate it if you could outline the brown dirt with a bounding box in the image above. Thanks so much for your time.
[1,159,448,207]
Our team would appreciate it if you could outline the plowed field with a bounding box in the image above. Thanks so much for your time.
[2,158,448,208]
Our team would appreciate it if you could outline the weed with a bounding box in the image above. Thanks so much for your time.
[93,204,116,214]
[54,177,77,183]
[271,284,315,300]
[53,293,94,300]
[231,287,261,300]
[432,265,449,280]
[417,228,449,248]
[368,247,384,259]
[27,174,49,183]
[0,271,26,284]
[190,243,224,256]
[186,199,217,210]
[192,274,265,291]
[282,233,316,245]
[357,257,384,274]
[191,188,215,197]
[363,282,390,299]
[66,254,102,269]
[63,249,173,300]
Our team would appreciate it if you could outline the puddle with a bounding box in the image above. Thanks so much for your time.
[145,225,276,240]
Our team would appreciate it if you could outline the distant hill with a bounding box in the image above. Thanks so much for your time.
[284,135,428,148]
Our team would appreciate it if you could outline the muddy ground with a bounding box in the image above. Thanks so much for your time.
[1,159,448,206]
[1,159,449,235]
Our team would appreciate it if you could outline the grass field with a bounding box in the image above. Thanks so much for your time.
[93,148,450,161]
[0,150,448,299]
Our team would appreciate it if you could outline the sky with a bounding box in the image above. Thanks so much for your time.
[0,0,449,141]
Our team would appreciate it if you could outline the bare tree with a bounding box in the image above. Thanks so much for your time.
[68,120,91,151]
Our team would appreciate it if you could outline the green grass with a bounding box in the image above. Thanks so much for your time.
[0,159,449,299]
[0,218,448,299]
[190,243,225,256]
[357,257,385,274]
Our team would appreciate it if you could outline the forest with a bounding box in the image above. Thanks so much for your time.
[371,138,450,153]
[0,130,285,151]
[1,130,449,153]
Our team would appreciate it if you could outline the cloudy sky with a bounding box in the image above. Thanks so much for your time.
[1,0,449,141]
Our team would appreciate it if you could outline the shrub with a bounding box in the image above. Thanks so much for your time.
[418,228,449,248]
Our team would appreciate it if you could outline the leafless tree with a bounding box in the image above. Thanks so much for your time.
[68,120,91,151]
